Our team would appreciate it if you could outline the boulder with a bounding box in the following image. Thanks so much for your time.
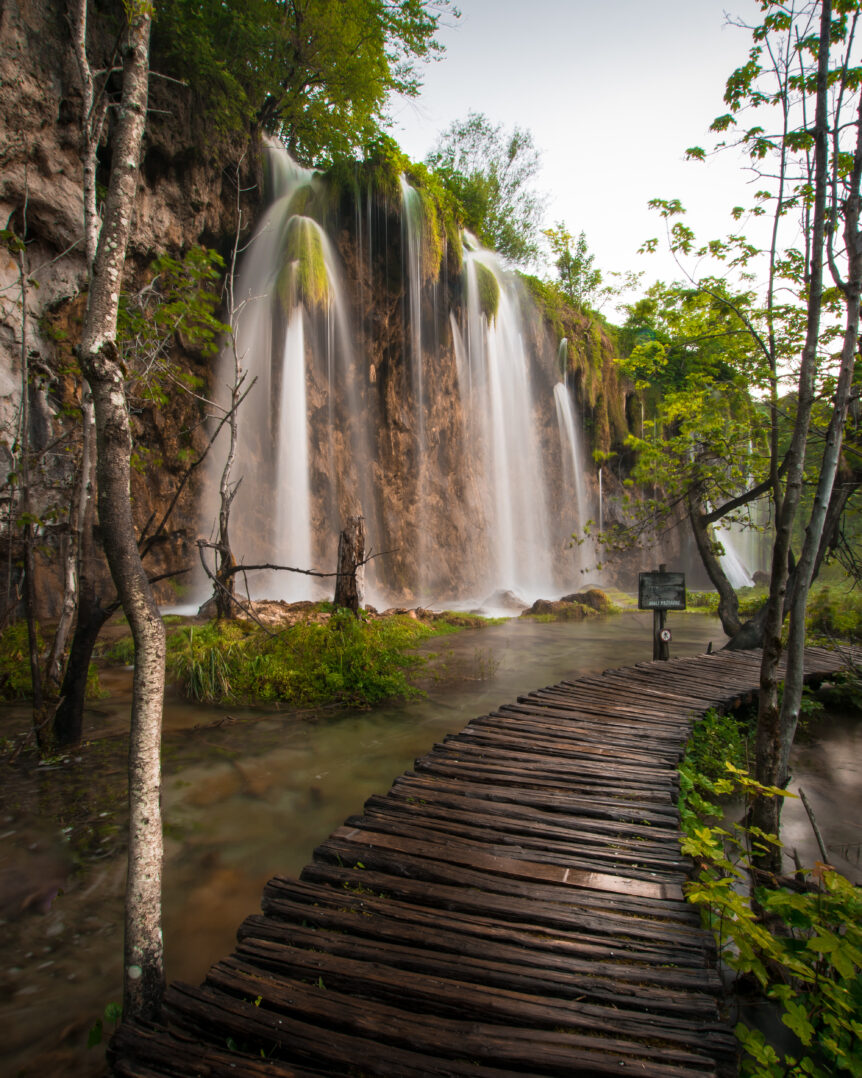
[562,587,613,613]
[479,589,528,613]
[523,598,595,620]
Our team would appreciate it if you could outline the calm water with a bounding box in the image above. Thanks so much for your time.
[1,612,859,1076]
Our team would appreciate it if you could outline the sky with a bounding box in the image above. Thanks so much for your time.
[387,0,766,302]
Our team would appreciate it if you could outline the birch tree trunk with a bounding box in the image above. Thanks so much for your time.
[774,89,862,796]
[752,0,832,864]
[48,1,107,714]
[75,7,165,1020]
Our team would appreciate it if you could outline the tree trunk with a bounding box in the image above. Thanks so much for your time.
[46,398,95,700]
[52,464,108,748]
[75,7,164,1021]
[775,88,862,793]
[334,516,366,615]
[752,0,832,868]
[687,491,742,638]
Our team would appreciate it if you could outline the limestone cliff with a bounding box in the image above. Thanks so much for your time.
[1,0,646,615]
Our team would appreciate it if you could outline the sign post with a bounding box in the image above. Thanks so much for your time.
[638,564,686,661]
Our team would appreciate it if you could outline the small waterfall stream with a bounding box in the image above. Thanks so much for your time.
[456,239,553,597]
[552,339,592,572]
[400,177,429,597]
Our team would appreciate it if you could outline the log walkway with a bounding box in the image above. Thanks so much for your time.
[111,645,854,1078]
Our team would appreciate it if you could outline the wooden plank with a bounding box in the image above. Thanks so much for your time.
[262,875,708,967]
[320,824,686,900]
[343,809,689,882]
[230,934,736,1060]
[359,794,691,867]
[385,777,685,846]
[199,961,725,1078]
[298,862,710,950]
[162,982,528,1078]
[242,909,724,1006]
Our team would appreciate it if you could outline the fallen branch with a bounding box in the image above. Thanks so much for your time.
[798,786,830,865]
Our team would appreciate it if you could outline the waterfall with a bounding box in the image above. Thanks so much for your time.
[205,144,374,602]
[456,238,553,598]
[272,309,313,599]
[400,177,429,597]
[202,145,600,610]
[553,377,590,568]
[715,524,755,589]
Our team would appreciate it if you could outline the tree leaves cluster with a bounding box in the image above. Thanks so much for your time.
[425,111,545,265]
[151,0,455,163]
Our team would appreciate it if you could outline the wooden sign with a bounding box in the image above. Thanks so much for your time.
[638,571,686,611]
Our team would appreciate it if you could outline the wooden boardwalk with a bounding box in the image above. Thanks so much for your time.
[111,645,853,1078]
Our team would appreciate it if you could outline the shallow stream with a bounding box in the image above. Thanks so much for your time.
[1,612,859,1076]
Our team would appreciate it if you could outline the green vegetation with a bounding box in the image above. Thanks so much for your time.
[117,245,228,405]
[159,612,451,708]
[679,712,862,1077]
[152,0,454,162]
[613,279,768,541]
[474,261,501,323]
[542,224,604,312]
[426,111,545,265]
[98,610,501,710]
[806,586,862,644]
[0,623,100,702]
[277,217,329,311]
[687,588,768,620]
[0,622,41,700]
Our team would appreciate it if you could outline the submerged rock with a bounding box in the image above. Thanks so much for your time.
[523,598,596,620]
[478,589,528,613]
[561,587,613,613]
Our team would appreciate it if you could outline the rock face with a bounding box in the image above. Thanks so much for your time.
[0,2,657,619]
[0,0,257,612]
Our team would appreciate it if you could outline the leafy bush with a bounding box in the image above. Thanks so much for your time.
[0,621,40,700]
[687,588,766,618]
[685,705,752,782]
[806,586,862,643]
[164,613,437,708]
[0,622,100,700]
[679,751,862,1076]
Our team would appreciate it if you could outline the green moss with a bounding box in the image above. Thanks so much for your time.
[475,261,500,323]
[0,621,100,700]
[163,613,432,708]
[277,216,329,312]
[285,184,317,218]
[415,187,444,282]
[0,622,41,700]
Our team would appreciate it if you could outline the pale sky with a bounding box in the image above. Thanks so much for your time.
[388,0,765,305]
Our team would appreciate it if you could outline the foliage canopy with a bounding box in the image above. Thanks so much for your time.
[152,0,456,162]
[426,110,545,265]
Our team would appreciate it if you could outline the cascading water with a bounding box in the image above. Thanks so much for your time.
[400,177,429,596]
[453,237,554,599]
[205,145,376,602]
[715,525,756,588]
[553,338,592,571]
[203,145,598,609]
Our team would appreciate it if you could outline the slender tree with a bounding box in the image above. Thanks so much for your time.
[74,2,165,1019]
